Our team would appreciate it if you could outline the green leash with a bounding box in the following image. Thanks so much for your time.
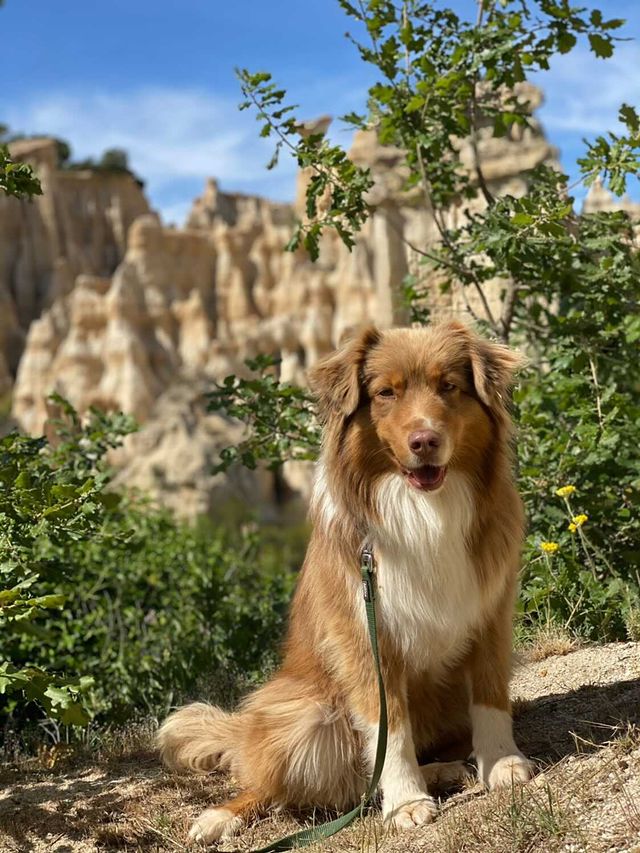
[251,545,387,852]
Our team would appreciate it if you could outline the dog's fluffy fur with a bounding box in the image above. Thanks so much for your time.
[158,322,533,843]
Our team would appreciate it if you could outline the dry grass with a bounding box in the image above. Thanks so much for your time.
[2,642,640,853]
[517,622,582,663]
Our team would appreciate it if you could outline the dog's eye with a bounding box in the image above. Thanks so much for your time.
[441,381,456,393]
[378,388,395,398]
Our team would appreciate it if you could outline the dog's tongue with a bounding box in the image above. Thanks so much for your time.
[407,465,446,491]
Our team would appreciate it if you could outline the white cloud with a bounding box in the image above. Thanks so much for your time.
[536,42,640,136]
[531,41,640,201]
[6,87,301,223]
[7,81,373,224]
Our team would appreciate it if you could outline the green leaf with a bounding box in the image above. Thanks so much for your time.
[588,34,614,59]
[30,594,67,609]
[14,471,32,489]
[97,492,121,510]
[44,685,73,707]
[619,104,639,134]
[405,95,425,113]
[60,702,91,726]
[557,32,576,54]
[511,212,534,227]
[0,589,20,606]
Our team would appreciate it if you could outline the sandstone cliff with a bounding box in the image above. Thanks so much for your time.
[0,138,149,393]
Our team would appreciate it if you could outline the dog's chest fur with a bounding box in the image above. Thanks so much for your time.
[371,473,482,671]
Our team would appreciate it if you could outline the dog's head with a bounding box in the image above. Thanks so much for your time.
[308,322,524,494]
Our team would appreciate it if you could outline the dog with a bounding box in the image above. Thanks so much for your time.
[157,321,534,843]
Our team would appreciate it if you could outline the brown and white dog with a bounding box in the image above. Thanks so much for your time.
[158,321,534,844]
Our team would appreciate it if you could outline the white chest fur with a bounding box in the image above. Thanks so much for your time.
[371,472,483,671]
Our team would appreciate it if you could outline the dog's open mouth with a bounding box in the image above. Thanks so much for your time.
[404,465,447,492]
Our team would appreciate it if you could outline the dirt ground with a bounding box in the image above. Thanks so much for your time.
[1,641,640,853]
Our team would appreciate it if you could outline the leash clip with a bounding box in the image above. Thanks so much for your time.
[361,545,374,573]
[361,544,375,602]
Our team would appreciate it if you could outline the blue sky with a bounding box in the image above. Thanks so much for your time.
[2,0,639,223]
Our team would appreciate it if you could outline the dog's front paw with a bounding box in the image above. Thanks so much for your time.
[484,753,534,790]
[384,795,438,830]
[188,807,244,845]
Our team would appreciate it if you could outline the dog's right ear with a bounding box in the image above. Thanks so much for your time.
[308,327,381,422]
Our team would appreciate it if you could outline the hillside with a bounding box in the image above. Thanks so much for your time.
[2,642,639,852]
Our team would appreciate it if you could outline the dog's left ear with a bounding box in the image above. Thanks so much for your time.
[308,327,381,422]
[447,322,526,414]
[469,336,526,412]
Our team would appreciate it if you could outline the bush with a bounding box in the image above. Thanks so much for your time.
[97,147,129,172]
[1,399,300,732]
[0,399,136,725]
[4,504,297,727]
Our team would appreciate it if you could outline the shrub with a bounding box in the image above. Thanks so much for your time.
[0,399,136,725]
[5,504,297,727]
[1,400,299,731]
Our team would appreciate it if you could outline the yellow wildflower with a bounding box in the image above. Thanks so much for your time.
[555,485,576,497]
[540,541,559,553]
[568,523,577,533]
[572,514,588,527]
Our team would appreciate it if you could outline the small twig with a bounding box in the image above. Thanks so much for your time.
[414,146,500,332]
[241,85,347,201]
[563,497,600,581]
[589,356,604,430]
[470,1,496,207]
[563,585,586,631]
[499,279,519,342]
[469,92,496,207]
[402,2,411,75]
[469,275,499,332]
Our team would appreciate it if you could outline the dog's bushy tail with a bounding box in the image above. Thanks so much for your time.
[157,702,242,773]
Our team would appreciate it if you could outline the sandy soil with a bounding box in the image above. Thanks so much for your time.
[1,642,639,852]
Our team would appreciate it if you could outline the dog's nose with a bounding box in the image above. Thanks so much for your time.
[408,430,441,454]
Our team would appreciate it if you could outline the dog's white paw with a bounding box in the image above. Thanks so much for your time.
[188,807,244,845]
[384,795,438,830]
[486,754,534,790]
[471,706,533,791]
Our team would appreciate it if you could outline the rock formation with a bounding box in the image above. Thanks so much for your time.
[9,91,635,516]
[582,174,640,216]
[0,138,149,393]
